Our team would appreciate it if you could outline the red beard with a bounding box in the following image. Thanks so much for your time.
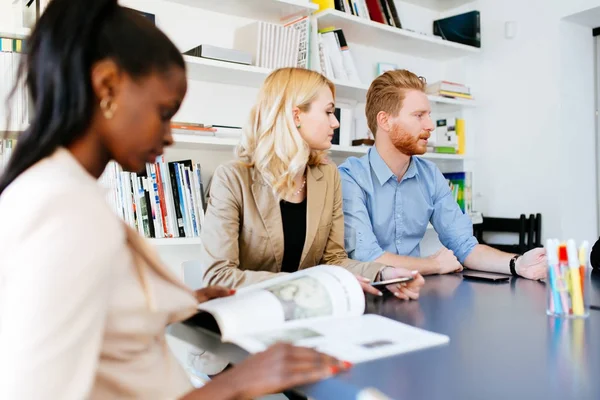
[389,123,430,156]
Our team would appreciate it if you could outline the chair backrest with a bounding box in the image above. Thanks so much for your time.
[473,214,528,254]
[181,260,206,291]
[526,213,542,249]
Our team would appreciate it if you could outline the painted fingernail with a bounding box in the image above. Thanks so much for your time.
[342,361,353,369]
[229,289,236,295]
[412,270,419,275]
[330,366,340,374]
[377,290,383,296]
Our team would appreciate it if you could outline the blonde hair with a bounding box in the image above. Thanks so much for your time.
[236,68,335,199]
[365,69,426,136]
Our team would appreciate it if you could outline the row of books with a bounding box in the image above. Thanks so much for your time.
[428,118,466,155]
[0,40,28,132]
[234,16,311,70]
[100,157,207,239]
[443,172,472,214]
[426,80,473,100]
[317,28,361,85]
[315,0,402,29]
[0,138,16,174]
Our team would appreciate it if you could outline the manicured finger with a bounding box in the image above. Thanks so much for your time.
[195,286,235,302]
[359,281,383,296]
[399,286,420,300]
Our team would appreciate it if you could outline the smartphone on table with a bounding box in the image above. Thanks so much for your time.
[370,276,415,287]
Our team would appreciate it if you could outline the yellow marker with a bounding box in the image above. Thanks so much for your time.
[567,240,585,316]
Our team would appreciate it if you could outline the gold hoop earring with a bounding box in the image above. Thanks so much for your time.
[100,97,117,120]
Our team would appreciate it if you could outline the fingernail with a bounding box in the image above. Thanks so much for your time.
[394,292,405,299]
[412,270,418,275]
[330,366,340,374]
[377,290,383,296]
[342,361,353,369]
[229,289,236,295]
[360,276,371,282]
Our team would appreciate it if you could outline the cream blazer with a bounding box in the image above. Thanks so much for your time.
[0,148,198,399]
[200,161,384,287]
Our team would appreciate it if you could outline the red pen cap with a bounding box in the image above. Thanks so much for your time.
[558,244,568,264]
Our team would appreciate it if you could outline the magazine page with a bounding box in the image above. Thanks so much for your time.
[196,265,365,340]
[229,314,450,364]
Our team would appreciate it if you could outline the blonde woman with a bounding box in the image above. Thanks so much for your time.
[199,68,424,299]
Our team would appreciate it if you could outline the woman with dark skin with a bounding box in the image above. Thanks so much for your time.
[0,0,349,399]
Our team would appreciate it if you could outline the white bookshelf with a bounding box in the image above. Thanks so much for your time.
[171,133,465,161]
[184,56,478,107]
[148,237,203,246]
[0,28,30,39]
[313,9,480,60]
[169,0,317,22]
[400,0,475,11]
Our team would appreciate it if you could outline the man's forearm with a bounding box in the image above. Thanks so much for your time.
[463,244,514,274]
[375,252,439,275]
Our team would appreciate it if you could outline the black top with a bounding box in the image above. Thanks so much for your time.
[591,237,600,270]
[279,199,307,273]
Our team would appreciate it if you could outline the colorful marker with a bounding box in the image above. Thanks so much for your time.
[546,239,562,315]
[567,239,585,316]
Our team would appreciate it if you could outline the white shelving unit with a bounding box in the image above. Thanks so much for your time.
[168,0,317,22]
[0,28,30,39]
[147,237,203,246]
[183,56,478,107]
[400,0,475,12]
[313,9,480,61]
[171,133,465,160]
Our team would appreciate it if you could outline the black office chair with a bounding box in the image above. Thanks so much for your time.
[526,213,542,249]
[473,214,528,254]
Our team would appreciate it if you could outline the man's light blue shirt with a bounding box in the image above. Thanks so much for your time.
[338,147,478,264]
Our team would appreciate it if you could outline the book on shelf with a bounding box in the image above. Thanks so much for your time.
[315,0,402,29]
[171,265,449,364]
[317,28,361,85]
[443,171,472,214]
[100,157,207,239]
[331,106,354,146]
[429,117,464,154]
[0,138,17,174]
[427,81,473,100]
[0,41,29,132]
[234,16,310,70]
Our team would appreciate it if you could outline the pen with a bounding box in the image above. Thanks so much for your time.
[567,239,585,316]
[546,239,562,315]
[557,242,570,313]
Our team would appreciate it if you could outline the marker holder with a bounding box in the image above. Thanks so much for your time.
[546,263,590,319]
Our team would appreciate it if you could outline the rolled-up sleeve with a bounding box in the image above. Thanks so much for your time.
[430,169,478,263]
[339,168,385,262]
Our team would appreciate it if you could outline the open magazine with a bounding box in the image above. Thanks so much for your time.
[175,265,449,363]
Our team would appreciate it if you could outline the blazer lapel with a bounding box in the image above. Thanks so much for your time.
[300,165,325,266]
[251,171,284,268]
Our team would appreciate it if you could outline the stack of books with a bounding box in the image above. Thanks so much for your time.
[171,122,243,138]
[426,80,472,100]
[428,117,465,154]
[101,156,207,239]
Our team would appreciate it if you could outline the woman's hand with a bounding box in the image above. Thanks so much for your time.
[194,286,236,303]
[206,343,350,400]
[355,275,383,296]
[380,268,425,300]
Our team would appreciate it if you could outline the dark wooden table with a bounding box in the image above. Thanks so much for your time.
[171,270,600,399]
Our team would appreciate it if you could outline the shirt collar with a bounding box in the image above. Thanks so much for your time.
[368,146,419,185]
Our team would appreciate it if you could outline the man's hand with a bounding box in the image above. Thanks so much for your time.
[428,248,463,274]
[516,247,547,280]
